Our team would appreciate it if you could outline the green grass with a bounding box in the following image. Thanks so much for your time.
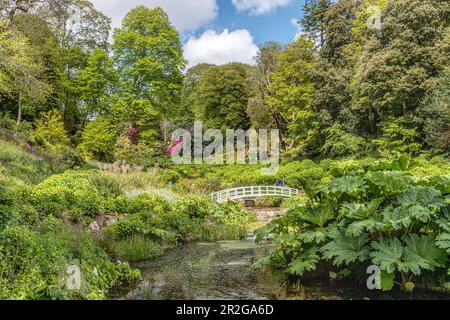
[0,139,65,184]
[110,237,164,262]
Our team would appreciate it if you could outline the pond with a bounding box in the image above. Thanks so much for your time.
[122,239,450,300]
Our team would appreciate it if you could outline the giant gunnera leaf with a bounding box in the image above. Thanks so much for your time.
[321,231,370,266]
[371,238,403,274]
[327,175,368,199]
[371,235,446,275]
[395,186,444,209]
[288,246,320,276]
[436,233,450,253]
[298,229,328,244]
[365,171,410,198]
[403,235,446,272]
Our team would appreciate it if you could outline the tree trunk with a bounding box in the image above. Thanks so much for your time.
[17,97,22,125]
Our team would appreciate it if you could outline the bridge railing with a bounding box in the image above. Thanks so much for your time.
[210,186,300,203]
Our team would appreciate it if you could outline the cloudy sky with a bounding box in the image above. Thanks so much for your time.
[90,0,305,68]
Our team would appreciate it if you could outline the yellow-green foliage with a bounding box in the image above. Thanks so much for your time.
[79,116,117,161]
[30,170,103,217]
[0,139,63,184]
[33,110,70,155]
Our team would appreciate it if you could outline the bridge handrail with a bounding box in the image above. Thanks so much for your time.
[210,185,300,203]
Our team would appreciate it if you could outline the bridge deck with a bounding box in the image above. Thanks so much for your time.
[210,186,300,203]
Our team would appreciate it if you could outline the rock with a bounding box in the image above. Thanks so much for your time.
[89,221,100,234]
[105,216,118,226]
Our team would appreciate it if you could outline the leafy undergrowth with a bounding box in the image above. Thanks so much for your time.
[255,155,450,293]
[103,194,255,262]
[0,165,254,299]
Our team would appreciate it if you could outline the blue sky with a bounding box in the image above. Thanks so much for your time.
[200,0,304,45]
[91,0,306,67]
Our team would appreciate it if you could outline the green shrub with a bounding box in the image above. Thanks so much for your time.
[105,218,146,240]
[104,195,130,214]
[61,149,85,168]
[127,194,171,215]
[33,109,70,156]
[277,160,325,189]
[79,116,117,162]
[256,161,450,292]
[30,171,103,216]
[174,195,217,219]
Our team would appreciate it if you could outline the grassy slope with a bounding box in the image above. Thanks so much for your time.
[0,139,65,184]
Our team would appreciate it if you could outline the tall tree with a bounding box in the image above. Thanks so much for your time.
[78,48,117,118]
[194,63,251,131]
[179,63,213,127]
[419,68,450,152]
[311,0,361,136]
[112,6,185,143]
[300,0,332,47]
[0,0,42,27]
[11,13,62,112]
[268,36,318,156]
[0,22,51,124]
[354,0,449,134]
[247,42,287,145]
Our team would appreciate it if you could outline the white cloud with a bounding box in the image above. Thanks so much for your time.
[290,17,303,39]
[91,0,218,32]
[184,29,259,68]
[231,0,293,15]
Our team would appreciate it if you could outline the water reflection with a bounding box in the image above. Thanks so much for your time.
[124,240,450,300]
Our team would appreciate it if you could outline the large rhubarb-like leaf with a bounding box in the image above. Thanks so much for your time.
[321,231,370,266]
[298,229,328,244]
[395,186,444,209]
[340,198,383,220]
[288,247,320,276]
[328,175,368,199]
[371,238,403,274]
[366,171,410,197]
[436,233,450,253]
[346,217,383,237]
[371,235,446,276]
[403,235,446,272]
[299,201,336,227]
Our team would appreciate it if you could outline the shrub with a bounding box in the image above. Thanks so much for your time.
[127,194,171,215]
[79,116,117,161]
[105,218,146,240]
[61,149,84,168]
[322,124,366,157]
[277,160,325,189]
[30,171,103,216]
[33,110,70,156]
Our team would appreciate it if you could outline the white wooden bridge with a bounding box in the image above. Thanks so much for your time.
[210,186,300,203]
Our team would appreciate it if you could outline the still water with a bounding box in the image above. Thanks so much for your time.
[123,240,450,300]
